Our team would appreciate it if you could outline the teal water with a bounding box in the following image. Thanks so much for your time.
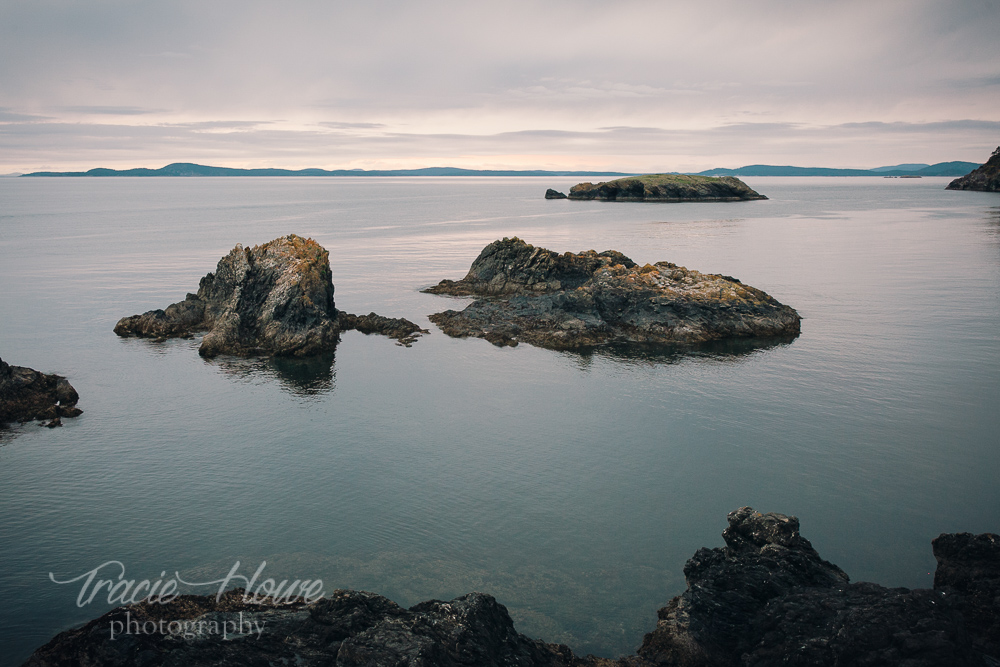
[1,177,998,663]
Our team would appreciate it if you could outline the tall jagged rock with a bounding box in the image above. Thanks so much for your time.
[424,238,800,350]
[946,147,1000,192]
[114,234,425,355]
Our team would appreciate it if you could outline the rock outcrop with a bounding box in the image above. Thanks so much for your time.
[0,357,81,428]
[423,238,800,350]
[946,147,1000,192]
[566,175,766,202]
[634,507,999,666]
[545,188,568,199]
[24,508,1000,666]
[24,588,582,667]
[114,235,426,356]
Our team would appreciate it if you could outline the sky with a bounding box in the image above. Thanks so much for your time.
[1,0,998,173]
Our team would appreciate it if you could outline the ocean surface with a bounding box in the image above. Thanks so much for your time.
[0,176,998,663]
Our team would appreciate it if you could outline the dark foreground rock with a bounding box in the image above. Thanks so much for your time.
[24,588,586,667]
[947,146,1000,192]
[24,508,1000,666]
[567,175,766,202]
[0,357,81,428]
[114,234,426,356]
[423,238,800,350]
[633,507,999,666]
[545,188,568,199]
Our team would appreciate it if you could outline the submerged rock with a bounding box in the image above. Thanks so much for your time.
[337,312,427,347]
[24,509,1000,666]
[0,357,81,427]
[423,238,800,350]
[567,174,766,202]
[114,234,425,356]
[946,146,1000,192]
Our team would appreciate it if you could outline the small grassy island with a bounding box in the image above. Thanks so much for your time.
[553,173,767,202]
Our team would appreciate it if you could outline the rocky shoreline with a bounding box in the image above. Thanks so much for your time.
[424,238,800,350]
[24,507,999,666]
[946,146,1000,192]
[114,234,426,355]
[557,174,766,202]
[0,357,81,429]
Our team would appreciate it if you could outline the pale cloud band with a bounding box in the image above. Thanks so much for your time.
[1,0,997,172]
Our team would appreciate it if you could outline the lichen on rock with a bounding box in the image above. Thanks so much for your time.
[423,237,800,350]
[114,234,426,356]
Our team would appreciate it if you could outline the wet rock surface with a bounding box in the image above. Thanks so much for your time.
[114,234,425,355]
[23,508,1000,666]
[947,147,1000,192]
[566,175,766,202]
[423,238,800,350]
[0,357,81,428]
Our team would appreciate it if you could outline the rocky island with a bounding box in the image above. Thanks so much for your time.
[560,174,766,202]
[423,238,800,350]
[0,357,81,429]
[114,234,427,355]
[946,146,1000,192]
[24,507,999,666]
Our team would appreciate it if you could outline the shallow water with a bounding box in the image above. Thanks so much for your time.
[1,176,998,662]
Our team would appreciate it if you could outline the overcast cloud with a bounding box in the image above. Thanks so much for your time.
[1,0,998,172]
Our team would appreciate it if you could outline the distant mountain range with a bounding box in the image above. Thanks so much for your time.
[696,161,980,177]
[19,164,633,178]
[18,161,982,178]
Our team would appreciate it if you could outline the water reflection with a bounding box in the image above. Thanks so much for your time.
[210,352,337,396]
[984,206,1000,245]
[564,335,799,368]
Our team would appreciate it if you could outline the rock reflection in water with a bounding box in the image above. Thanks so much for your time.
[565,334,799,368]
[211,352,336,396]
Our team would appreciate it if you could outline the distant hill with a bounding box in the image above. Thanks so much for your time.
[698,161,980,177]
[20,163,635,178]
[870,163,930,172]
[19,160,984,179]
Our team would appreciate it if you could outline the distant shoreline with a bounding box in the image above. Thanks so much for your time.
[17,160,979,178]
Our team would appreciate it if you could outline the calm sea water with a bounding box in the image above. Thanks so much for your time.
[0,176,998,663]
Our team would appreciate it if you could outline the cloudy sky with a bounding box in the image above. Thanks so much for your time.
[1,0,998,173]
